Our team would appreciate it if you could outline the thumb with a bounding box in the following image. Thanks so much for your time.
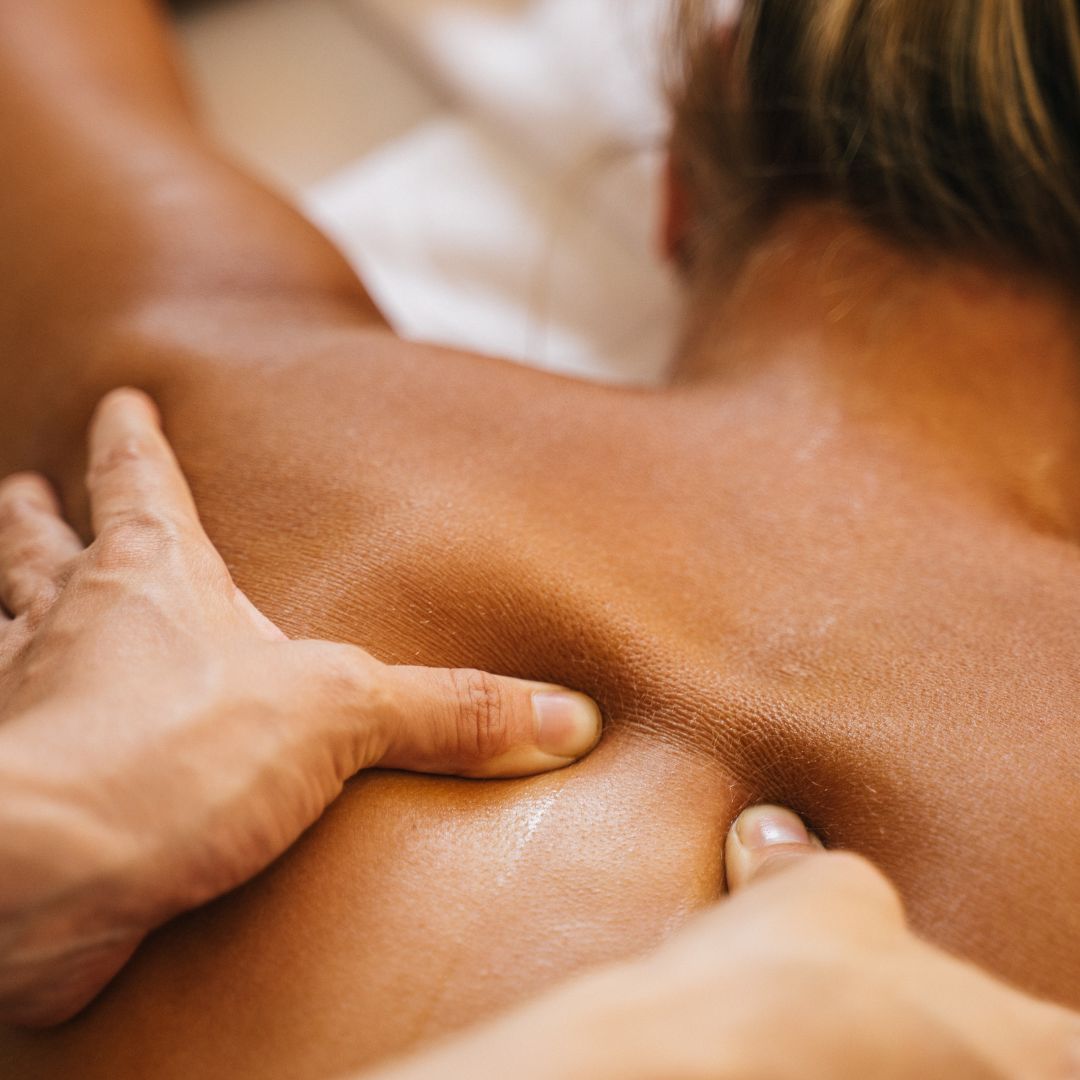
[371,663,603,779]
[725,804,823,893]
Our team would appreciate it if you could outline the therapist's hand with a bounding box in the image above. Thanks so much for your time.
[378,808,1080,1080]
[0,388,601,1028]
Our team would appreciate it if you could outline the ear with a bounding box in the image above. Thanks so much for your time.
[661,149,693,272]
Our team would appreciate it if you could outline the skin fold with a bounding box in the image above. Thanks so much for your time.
[0,2,1078,1077]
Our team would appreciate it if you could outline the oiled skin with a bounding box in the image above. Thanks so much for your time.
[1,4,1079,1077]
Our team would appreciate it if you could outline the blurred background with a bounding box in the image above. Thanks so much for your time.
[172,0,687,382]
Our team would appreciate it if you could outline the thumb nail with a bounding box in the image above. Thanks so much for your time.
[726,805,817,893]
[532,690,603,758]
[735,805,812,850]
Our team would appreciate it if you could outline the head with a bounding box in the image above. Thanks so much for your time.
[666,0,1080,285]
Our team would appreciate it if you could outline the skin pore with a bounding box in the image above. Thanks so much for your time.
[1,2,1079,1077]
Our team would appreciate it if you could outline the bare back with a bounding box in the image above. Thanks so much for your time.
[1,4,1078,1076]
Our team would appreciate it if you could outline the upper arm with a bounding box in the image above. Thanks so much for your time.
[0,0,389,480]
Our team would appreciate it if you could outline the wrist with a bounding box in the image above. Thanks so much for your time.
[0,745,148,1023]
[0,701,169,932]
[0,759,125,921]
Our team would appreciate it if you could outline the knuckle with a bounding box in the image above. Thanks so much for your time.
[110,509,180,541]
[88,435,152,482]
[275,643,383,772]
[21,584,59,628]
[92,511,183,569]
[313,643,373,702]
[3,531,48,571]
[448,668,509,761]
[0,491,43,534]
[0,472,50,504]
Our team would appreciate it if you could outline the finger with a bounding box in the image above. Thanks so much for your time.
[338,653,603,779]
[725,804,824,892]
[0,473,83,616]
[86,388,200,537]
[725,805,905,929]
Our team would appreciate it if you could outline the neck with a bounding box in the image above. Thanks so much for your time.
[679,206,1080,537]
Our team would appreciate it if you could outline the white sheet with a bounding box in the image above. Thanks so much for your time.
[303,0,683,383]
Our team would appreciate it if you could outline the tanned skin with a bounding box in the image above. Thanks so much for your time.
[1,3,1079,1077]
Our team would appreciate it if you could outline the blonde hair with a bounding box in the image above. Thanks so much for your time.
[670,0,1080,277]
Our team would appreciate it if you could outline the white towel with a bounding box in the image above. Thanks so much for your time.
[303,0,684,383]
